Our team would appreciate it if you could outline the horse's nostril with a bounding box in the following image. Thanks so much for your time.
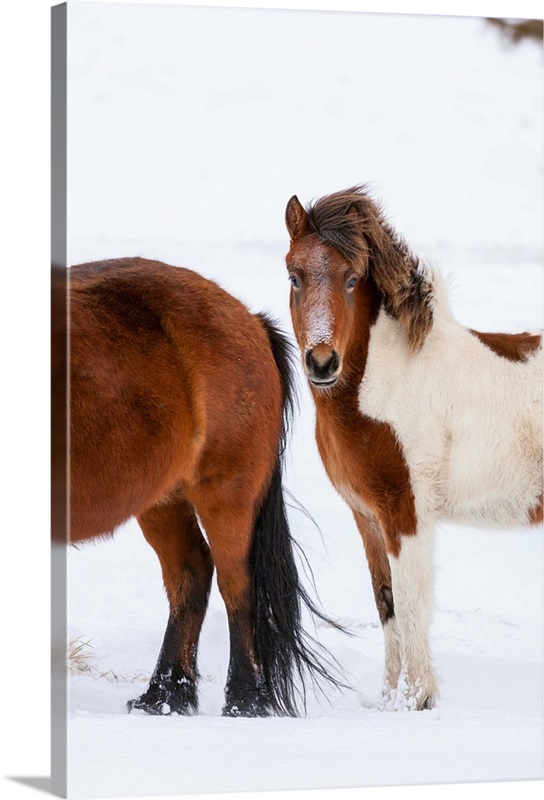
[305,348,340,378]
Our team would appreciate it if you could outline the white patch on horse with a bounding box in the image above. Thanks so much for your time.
[387,525,438,710]
[382,617,402,695]
[306,278,335,347]
[358,270,543,527]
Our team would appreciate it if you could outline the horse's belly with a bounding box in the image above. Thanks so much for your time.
[443,429,542,526]
[443,488,532,527]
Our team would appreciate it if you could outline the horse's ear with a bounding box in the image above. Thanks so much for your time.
[285,195,309,242]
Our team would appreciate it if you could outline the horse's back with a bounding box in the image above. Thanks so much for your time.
[69,258,283,541]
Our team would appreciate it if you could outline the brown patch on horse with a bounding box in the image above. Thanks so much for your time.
[352,511,395,624]
[316,404,417,558]
[470,329,542,363]
[308,278,418,557]
[529,497,543,525]
[52,264,68,543]
[286,187,434,350]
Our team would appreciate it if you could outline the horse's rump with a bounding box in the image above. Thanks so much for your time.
[69,257,282,541]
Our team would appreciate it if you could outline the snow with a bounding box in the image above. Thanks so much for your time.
[61,1,543,798]
[304,279,336,347]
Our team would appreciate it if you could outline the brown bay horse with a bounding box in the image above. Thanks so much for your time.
[67,257,339,717]
[284,186,542,711]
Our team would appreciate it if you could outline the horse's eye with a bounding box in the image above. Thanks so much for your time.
[289,274,301,289]
[346,276,358,290]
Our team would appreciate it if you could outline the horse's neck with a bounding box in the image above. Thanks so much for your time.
[312,271,449,421]
[370,227,436,351]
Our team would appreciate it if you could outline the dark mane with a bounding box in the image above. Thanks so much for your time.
[305,185,435,350]
[305,184,378,266]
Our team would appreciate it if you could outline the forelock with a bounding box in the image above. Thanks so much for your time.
[304,185,379,268]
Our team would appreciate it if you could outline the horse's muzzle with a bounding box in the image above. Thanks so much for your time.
[305,347,341,387]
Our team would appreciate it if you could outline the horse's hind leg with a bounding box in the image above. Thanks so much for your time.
[127,494,214,715]
[353,511,402,698]
[195,500,270,717]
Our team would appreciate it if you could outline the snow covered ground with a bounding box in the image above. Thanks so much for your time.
[62,2,542,797]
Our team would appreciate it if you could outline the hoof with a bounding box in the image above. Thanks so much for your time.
[419,693,436,711]
[222,675,273,717]
[222,688,272,718]
[222,700,271,718]
[381,675,437,712]
[127,679,198,716]
[127,696,176,716]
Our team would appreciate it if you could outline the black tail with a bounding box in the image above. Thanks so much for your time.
[251,314,347,716]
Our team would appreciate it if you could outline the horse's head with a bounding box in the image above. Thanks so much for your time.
[285,187,435,389]
[285,194,367,389]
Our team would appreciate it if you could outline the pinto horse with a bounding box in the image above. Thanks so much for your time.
[67,257,338,717]
[284,186,543,710]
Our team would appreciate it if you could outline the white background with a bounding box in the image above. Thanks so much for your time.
[1,2,542,800]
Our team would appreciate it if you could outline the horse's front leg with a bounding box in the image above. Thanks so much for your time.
[385,522,438,710]
[352,511,402,699]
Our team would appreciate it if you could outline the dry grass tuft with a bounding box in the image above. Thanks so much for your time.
[67,637,95,674]
[67,636,149,683]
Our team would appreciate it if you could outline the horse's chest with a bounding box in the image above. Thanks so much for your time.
[315,416,351,491]
[314,405,403,519]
